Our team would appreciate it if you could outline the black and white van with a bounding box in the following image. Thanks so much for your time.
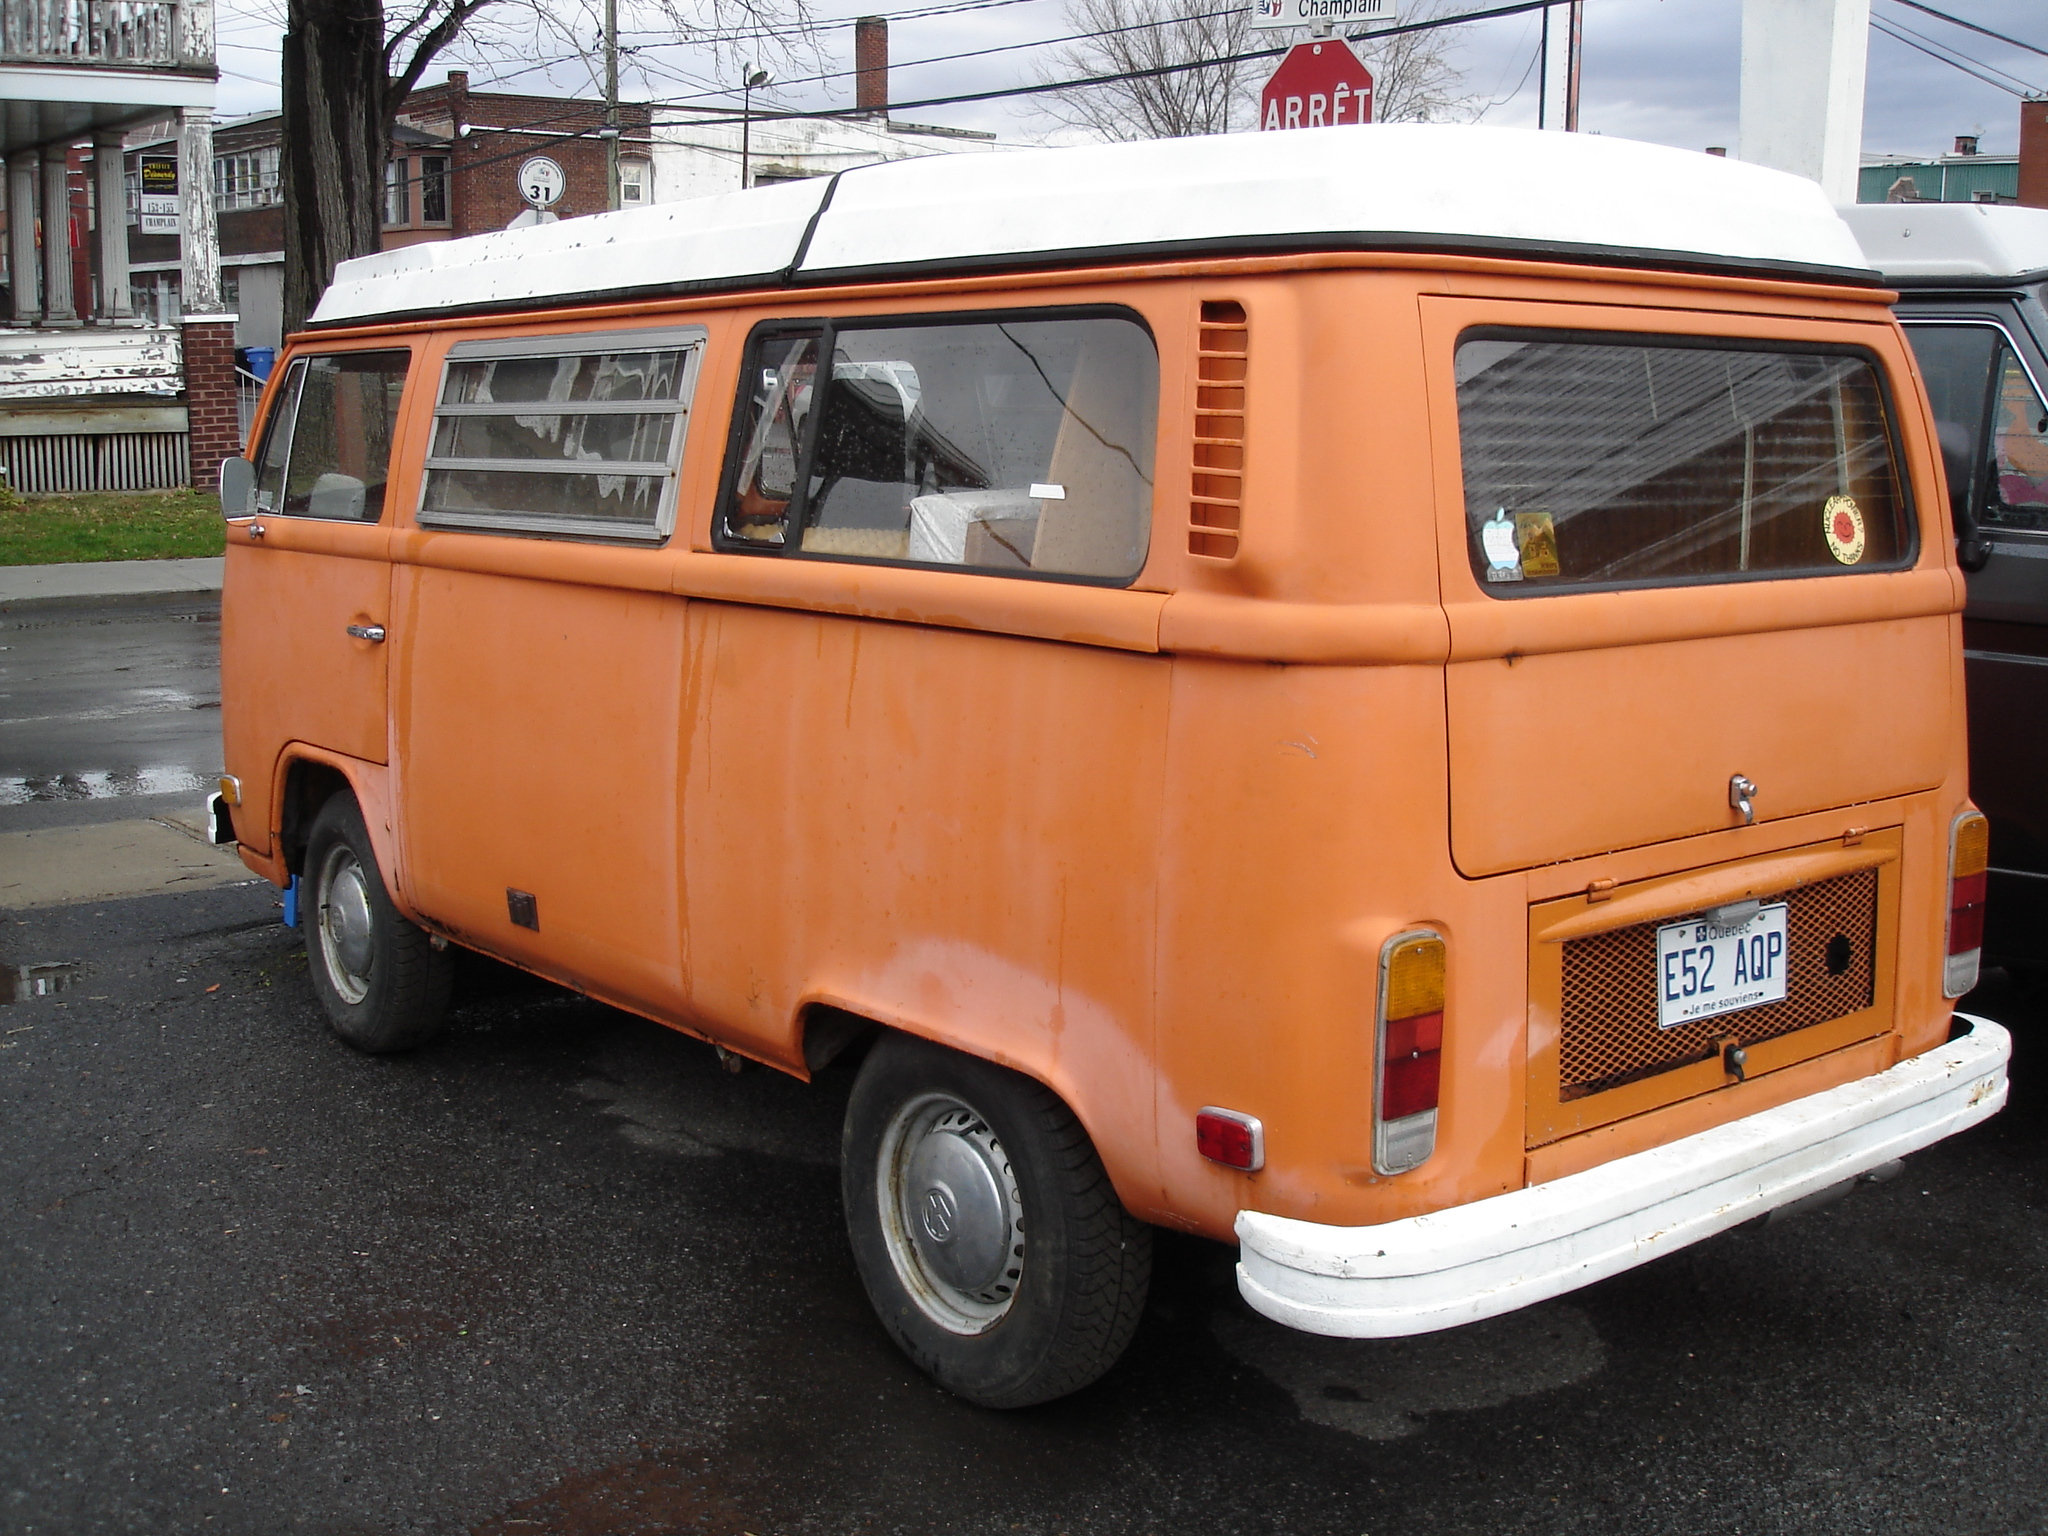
[1843,204,2048,970]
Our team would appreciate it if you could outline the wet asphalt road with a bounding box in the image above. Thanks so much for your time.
[0,597,224,833]
[4,596,2048,1535]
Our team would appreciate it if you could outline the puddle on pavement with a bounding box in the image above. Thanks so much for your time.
[1211,1300,1606,1441]
[0,768,213,806]
[3,961,80,1002]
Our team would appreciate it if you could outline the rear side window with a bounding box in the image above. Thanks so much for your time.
[252,350,411,522]
[419,327,704,542]
[716,310,1158,583]
[1455,332,1913,593]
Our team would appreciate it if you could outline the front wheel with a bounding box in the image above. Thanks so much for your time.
[302,792,451,1053]
[842,1033,1152,1408]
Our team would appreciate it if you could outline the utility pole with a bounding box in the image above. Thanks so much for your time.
[603,0,620,210]
[1738,0,1870,205]
[1537,1,1584,131]
[1564,0,1582,132]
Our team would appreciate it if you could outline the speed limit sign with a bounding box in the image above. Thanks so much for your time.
[517,156,565,209]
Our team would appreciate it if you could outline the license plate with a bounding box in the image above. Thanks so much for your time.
[1655,904,1789,1030]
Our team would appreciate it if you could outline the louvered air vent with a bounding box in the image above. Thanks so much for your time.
[1189,300,1246,559]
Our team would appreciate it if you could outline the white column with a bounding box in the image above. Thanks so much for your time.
[1738,0,1871,205]
[7,153,40,324]
[39,143,78,325]
[177,107,222,314]
[92,132,131,323]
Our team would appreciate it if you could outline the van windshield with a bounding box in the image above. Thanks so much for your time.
[1456,332,1911,592]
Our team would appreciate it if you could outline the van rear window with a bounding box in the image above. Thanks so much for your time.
[1455,333,1911,593]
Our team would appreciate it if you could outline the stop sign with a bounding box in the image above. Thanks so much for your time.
[1261,39,1374,131]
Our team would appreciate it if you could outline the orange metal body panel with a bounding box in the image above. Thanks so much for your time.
[225,252,1972,1245]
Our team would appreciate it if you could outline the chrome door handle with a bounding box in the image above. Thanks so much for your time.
[247,522,265,539]
[346,623,387,643]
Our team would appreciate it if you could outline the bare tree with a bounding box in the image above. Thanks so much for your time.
[1036,0,1255,141]
[1354,0,1476,124]
[1035,0,1473,143]
[281,0,817,333]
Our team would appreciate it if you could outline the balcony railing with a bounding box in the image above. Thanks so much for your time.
[0,0,213,70]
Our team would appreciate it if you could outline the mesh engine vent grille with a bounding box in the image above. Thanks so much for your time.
[1190,299,1246,559]
[1558,868,1879,1100]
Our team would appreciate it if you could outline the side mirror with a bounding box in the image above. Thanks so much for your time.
[219,456,256,519]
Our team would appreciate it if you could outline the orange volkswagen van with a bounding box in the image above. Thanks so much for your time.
[215,125,2010,1408]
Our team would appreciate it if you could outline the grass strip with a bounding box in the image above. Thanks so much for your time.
[0,488,225,566]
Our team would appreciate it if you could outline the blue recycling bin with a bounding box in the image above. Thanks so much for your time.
[244,346,275,381]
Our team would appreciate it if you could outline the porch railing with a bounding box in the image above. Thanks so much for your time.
[0,0,212,69]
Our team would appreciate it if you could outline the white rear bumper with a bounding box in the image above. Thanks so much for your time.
[1236,1015,2010,1338]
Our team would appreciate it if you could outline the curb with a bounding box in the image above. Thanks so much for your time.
[0,557,225,614]
[0,587,224,615]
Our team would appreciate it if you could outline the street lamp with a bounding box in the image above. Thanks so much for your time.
[741,66,772,190]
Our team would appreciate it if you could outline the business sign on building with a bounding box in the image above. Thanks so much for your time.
[1249,0,1395,31]
[138,154,179,235]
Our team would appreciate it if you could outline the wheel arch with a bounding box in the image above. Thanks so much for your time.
[793,991,1165,1227]
[267,748,417,918]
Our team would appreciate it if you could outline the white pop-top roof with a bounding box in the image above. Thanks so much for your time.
[311,124,1874,327]
[1839,202,2048,282]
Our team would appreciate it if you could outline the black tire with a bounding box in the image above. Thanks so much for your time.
[842,1032,1152,1408]
[302,791,452,1053]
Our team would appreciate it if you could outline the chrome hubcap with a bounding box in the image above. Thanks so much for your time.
[315,844,375,1006]
[877,1093,1024,1335]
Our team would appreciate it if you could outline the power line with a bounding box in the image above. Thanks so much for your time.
[1882,0,2048,62]
[1874,8,2043,93]
[338,0,1555,202]
[654,0,1559,123]
[648,2,1251,110]
[614,0,1060,49]
[1872,15,2042,96]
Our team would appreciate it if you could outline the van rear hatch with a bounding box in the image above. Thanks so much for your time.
[1423,296,1955,1139]
[1428,304,1950,879]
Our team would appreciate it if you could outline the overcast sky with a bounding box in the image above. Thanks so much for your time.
[210,0,2045,159]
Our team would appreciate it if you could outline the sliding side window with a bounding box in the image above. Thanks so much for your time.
[716,310,1158,583]
[419,327,704,542]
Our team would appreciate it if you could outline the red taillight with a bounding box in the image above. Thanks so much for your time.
[1379,1009,1443,1120]
[1196,1107,1264,1172]
[1946,812,1990,997]
[1375,930,1445,1175]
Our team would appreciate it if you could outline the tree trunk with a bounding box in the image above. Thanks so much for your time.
[281,0,388,335]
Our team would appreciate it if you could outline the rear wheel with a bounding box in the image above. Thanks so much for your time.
[302,792,451,1053]
[842,1033,1151,1408]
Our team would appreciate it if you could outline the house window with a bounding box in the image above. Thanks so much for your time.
[419,155,449,223]
[383,158,409,226]
[213,148,280,211]
[619,161,648,204]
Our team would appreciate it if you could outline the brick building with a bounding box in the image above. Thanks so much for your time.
[129,79,655,351]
